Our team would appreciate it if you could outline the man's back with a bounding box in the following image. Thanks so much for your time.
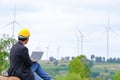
[8,42,34,80]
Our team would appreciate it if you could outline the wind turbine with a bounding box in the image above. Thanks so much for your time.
[57,45,60,60]
[2,0,23,38]
[74,27,84,56]
[46,46,49,60]
[76,27,84,54]
[74,30,80,56]
[106,8,111,60]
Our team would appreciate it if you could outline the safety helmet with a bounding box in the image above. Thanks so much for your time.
[18,28,30,37]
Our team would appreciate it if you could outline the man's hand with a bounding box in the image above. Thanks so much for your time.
[31,58,36,62]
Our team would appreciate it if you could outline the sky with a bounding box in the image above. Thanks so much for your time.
[0,0,120,60]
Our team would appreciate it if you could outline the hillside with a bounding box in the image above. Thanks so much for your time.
[39,60,120,79]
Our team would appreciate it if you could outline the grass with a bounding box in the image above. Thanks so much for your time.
[93,62,120,72]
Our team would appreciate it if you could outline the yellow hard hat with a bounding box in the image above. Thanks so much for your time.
[18,28,30,37]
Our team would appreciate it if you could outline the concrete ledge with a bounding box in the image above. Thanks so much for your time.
[0,76,20,80]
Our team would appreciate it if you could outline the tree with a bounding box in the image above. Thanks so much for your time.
[53,60,58,66]
[55,55,91,80]
[69,55,91,78]
[61,57,64,61]
[102,57,105,62]
[91,72,100,78]
[91,54,95,61]
[116,58,120,63]
[0,34,16,74]
[71,56,74,60]
[88,60,94,68]
[49,56,56,62]
[65,56,70,61]
[95,57,102,62]
[113,71,120,80]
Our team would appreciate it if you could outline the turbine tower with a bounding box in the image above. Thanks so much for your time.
[57,45,60,60]
[76,27,84,54]
[106,27,110,60]
[74,27,84,55]
[74,28,80,56]
[106,8,110,60]
[46,46,49,60]
[2,0,23,38]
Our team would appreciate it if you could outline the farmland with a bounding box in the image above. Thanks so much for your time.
[39,60,120,79]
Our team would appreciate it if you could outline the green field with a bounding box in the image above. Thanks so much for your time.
[39,60,120,79]
[92,62,120,72]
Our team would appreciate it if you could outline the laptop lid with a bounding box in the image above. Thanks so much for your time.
[31,51,43,62]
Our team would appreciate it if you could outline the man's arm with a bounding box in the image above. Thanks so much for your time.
[21,47,33,67]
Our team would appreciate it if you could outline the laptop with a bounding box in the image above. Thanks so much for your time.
[30,51,44,62]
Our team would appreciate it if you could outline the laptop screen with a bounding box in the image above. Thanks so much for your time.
[31,51,43,61]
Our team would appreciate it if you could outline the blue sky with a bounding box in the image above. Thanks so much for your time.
[0,0,120,60]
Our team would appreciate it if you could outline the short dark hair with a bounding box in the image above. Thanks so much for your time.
[18,36,28,41]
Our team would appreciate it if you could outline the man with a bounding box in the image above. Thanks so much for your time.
[8,28,53,80]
